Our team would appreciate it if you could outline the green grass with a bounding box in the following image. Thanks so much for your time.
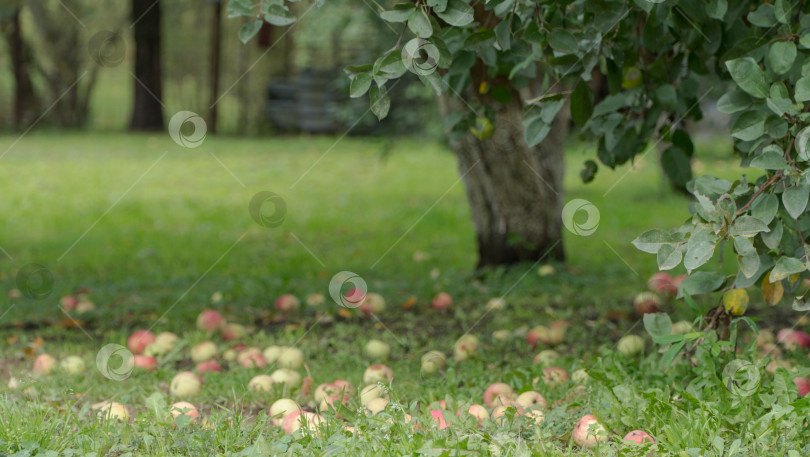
[0,132,808,456]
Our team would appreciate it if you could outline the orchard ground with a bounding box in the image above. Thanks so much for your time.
[0,132,808,456]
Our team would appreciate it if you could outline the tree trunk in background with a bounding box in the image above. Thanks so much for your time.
[5,8,38,128]
[208,0,222,134]
[130,0,164,131]
[439,76,568,269]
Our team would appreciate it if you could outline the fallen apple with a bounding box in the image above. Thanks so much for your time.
[430,409,450,429]
[306,293,325,307]
[127,330,156,355]
[516,391,549,409]
[275,294,300,312]
[286,411,323,434]
[281,410,302,433]
[60,355,85,375]
[360,384,388,406]
[314,379,353,404]
[270,398,300,424]
[533,349,560,366]
[486,298,506,311]
[134,354,158,371]
[277,347,305,369]
[490,405,511,425]
[421,351,447,374]
[221,323,247,341]
[794,377,810,397]
[777,328,810,350]
[572,369,590,385]
[526,326,549,349]
[547,320,568,346]
[196,309,225,332]
[537,264,556,276]
[239,352,267,369]
[190,341,218,363]
[617,335,645,356]
[573,414,608,448]
[453,334,479,361]
[145,331,179,357]
[483,382,514,408]
[170,371,202,397]
[432,292,453,310]
[91,400,129,422]
[248,374,276,392]
[61,295,78,311]
[523,409,545,424]
[541,366,569,386]
[270,368,302,387]
[262,345,283,363]
[492,329,511,341]
[365,339,390,360]
[461,404,490,426]
[33,353,56,376]
[196,360,221,373]
[75,300,95,313]
[623,430,654,444]
[363,364,393,384]
[366,397,388,415]
[633,292,660,316]
[671,320,693,335]
[648,272,677,295]
[170,401,199,423]
[359,292,386,316]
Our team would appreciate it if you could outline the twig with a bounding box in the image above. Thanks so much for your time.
[735,171,782,216]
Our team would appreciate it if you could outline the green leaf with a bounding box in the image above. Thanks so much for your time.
[795,76,810,102]
[380,3,416,22]
[750,146,788,170]
[661,340,686,368]
[238,20,263,44]
[731,109,768,141]
[644,313,673,338]
[407,9,433,38]
[227,0,253,18]
[370,85,390,121]
[632,229,680,253]
[570,81,594,127]
[653,333,685,344]
[657,244,684,270]
[751,192,778,224]
[770,256,807,281]
[661,147,692,186]
[768,41,797,74]
[761,219,783,249]
[684,241,716,272]
[774,0,790,23]
[782,184,810,219]
[677,271,725,298]
[264,5,296,26]
[729,215,770,237]
[524,117,551,147]
[725,57,769,99]
[592,93,629,117]
[740,249,761,278]
[427,0,448,11]
[707,0,727,20]
[548,29,578,53]
[716,89,751,114]
[580,160,598,184]
[767,82,792,116]
[436,0,473,26]
[350,73,373,98]
[747,4,777,27]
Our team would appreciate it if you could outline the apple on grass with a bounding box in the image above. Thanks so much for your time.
[366,397,388,415]
[777,328,810,350]
[359,292,386,316]
[196,360,221,373]
[263,345,284,363]
[363,364,393,384]
[128,330,156,355]
[617,335,645,356]
[60,355,85,375]
[277,347,305,369]
[432,292,453,310]
[221,323,247,341]
[794,377,810,396]
[33,354,56,376]
[170,401,199,423]
[145,331,180,357]
[634,292,661,316]
[430,409,450,429]
[526,326,549,349]
[314,380,353,405]
[270,368,302,387]
[196,309,225,332]
[306,293,325,307]
[516,391,549,409]
[134,355,158,371]
[453,334,479,361]
[573,414,608,448]
[533,350,559,366]
[538,366,569,387]
[61,295,78,311]
[270,398,301,425]
[483,382,514,408]
[248,374,276,392]
[648,272,677,295]
[421,351,447,374]
[360,384,388,406]
[459,404,490,426]
[623,430,655,444]
[275,294,300,312]
[283,411,323,434]
[237,347,267,369]
[191,341,218,363]
[365,339,390,360]
[91,401,129,422]
[170,371,202,397]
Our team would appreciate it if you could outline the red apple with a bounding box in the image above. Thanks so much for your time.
[170,401,199,423]
[793,377,810,396]
[483,382,514,407]
[133,355,157,371]
[430,409,450,429]
[573,414,607,448]
[777,329,810,350]
[127,330,156,355]
[32,353,56,375]
[623,430,654,444]
[648,272,677,295]
[541,366,570,386]
[61,295,78,311]
[432,292,453,310]
[221,323,247,341]
[196,309,225,332]
[196,360,222,373]
[359,292,386,316]
[527,326,549,348]
[275,294,300,312]
[633,292,661,316]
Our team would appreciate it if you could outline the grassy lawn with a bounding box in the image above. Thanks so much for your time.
[0,132,807,456]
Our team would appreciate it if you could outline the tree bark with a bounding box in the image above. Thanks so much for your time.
[439,77,568,269]
[5,8,38,128]
[130,0,164,131]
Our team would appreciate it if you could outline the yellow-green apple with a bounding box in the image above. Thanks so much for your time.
[363,364,393,384]
[75,300,94,313]
[270,398,300,424]
[170,371,202,397]
[196,309,225,332]
[573,414,608,448]
[460,404,490,426]
[623,430,654,444]
[365,339,390,360]
[91,400,129,422]
[486,298,505,311]
[33,353,56,376]
[492,329,511,341]
[572,369,590,385]
[128,330,156,354]
[671,321,693,335]
[191,341,218,363]
[248,374,276,392]
[516,391,549,409]
[533,349,559,366]
[221,323,247,341]
[277,347,305,369]
[491,405,511,425]
[275,294,300,312]
[483,382,514,407]
[145,331,179,357]
[421,351,447,373]
[541,366,569,386]
[432,292,453,310]
[60,355,85,375]
[366,397,388,415]
[270,368,302,387]
[453,334,479,361]
[633,292,661,316]
[617,335,645,356]
[306,293,325,307]
[537,264,556,276]
[360,384,388,406]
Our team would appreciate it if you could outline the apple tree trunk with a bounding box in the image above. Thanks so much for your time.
[130,0,164,131]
